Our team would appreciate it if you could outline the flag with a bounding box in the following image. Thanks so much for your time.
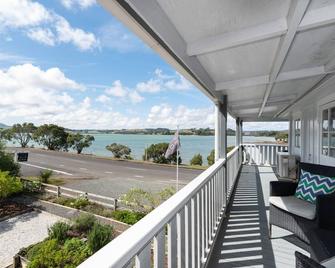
[165,130,180,158]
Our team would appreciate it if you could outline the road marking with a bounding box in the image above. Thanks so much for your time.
[59,164,65,167]
[104,171,113,174]
[79,167,88,171]
[125,167,146,171]
[20,163,73,176]
[134,175,144,178]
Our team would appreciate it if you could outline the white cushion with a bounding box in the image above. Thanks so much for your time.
[269,196,316,220]
[322,256,335,268]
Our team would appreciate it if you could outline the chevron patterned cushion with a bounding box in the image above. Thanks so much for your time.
[295,169,335,204]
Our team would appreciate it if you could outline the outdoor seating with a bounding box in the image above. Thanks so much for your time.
[270,162,335,263]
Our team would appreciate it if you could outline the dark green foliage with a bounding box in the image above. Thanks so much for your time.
[207,149,215,166]
[106,143,132,159]
[2,123,36,148]
[111,210,146,225]
[39,170,53,183]
[73,214,97,234]
[33,124,69,151]
[0,142,20,177]
[67,133,95,154]
[275,132,288,142]
[144,143,181,164]
[48,221,71,243]
[27,238,90,268]
[190,153,203,166]
[0,171,23,200]
[87,223,114,253]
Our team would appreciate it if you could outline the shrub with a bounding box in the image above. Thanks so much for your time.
[190,153,203,166]
[39,170,53,183]
[0,143,20,176]
[87,223,114,253]
[207,150,215,166]
[111,210,146,225]
[72,196,90,209]
[0,171,23,200]
[28,238,90,268]
[73,214,96,234]
[48,221,71,243]
[105,143,132,159]
[22,179,41,193]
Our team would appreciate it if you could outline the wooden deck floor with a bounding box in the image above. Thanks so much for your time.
[207,165,310,268]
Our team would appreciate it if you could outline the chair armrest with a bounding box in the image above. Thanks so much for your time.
[270,181,298,196]
[316,193,335,230]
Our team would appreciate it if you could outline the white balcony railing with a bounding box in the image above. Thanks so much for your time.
[78,146,242,268]
[243,143,288,166]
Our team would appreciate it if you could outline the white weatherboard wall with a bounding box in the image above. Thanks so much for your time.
[287,76,335,167]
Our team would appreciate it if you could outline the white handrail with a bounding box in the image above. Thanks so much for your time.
[79,146,242,268]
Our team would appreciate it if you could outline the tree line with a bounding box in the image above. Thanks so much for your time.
[0,123,95,154]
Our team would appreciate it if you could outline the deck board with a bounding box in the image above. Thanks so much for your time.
[207,165,309,268]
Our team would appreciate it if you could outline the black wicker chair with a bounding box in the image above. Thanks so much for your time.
[295,252,325,268]
[270,162,335,262]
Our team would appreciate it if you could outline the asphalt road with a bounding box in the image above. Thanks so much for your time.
[12,148,202,198]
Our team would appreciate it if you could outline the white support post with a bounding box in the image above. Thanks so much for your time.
[235,118,240,147]
[215,96,227,161]
[288,117,293,155]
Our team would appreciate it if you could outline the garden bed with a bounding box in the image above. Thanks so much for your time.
[15,214,114,268]
[0,201,32,221]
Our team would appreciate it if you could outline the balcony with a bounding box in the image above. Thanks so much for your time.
[78,143,307,268]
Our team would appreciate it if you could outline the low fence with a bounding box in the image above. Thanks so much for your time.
[21,179,118,210]
[242,143,288,166]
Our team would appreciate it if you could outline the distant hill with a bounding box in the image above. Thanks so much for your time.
[0,123,10,129]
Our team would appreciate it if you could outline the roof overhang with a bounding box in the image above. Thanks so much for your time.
[99,0,335,122]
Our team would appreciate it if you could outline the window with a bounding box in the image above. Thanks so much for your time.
[321,106,335,157]
[294,119,301,148]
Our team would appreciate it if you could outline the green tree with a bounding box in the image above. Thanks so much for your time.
[190,153,203,166]
[106,143,132,159]
[33,124,69,151]
[67,133,95,154]
[144,143,181,164]
[3,123,36,148]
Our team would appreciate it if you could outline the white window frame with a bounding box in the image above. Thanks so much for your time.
[320,101,335,159]
[294,118,301,148]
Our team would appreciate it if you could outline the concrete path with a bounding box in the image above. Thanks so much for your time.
[0,211,63,268]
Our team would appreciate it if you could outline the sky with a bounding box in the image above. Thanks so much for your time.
[0,0,288,131]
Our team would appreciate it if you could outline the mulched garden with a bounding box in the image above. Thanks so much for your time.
[0,201,32,220]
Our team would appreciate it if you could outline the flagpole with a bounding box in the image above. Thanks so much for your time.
[176,125,179,191]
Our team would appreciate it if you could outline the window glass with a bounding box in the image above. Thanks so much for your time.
[330,133,335,157]
[322,109,329,131]
[295,119,301,148]
[331,108,335,132]
[322,133,329,155]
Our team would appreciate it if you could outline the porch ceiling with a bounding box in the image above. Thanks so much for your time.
[99,0,335,121]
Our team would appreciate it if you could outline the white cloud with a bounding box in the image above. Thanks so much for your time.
[27,28,55,46]
[105,80,144,104]
[54,16,99,51]
[0,52,34,64]
[60,0,96,10]
[0,63,143,129]
[98,22,147,53]
[0,0,98,51]
[96,94,111,104]
[136,69,193,94]
[146,104,215,129]
[129,91,144,104]
[0,0,51,28]
[136,79,161,93]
